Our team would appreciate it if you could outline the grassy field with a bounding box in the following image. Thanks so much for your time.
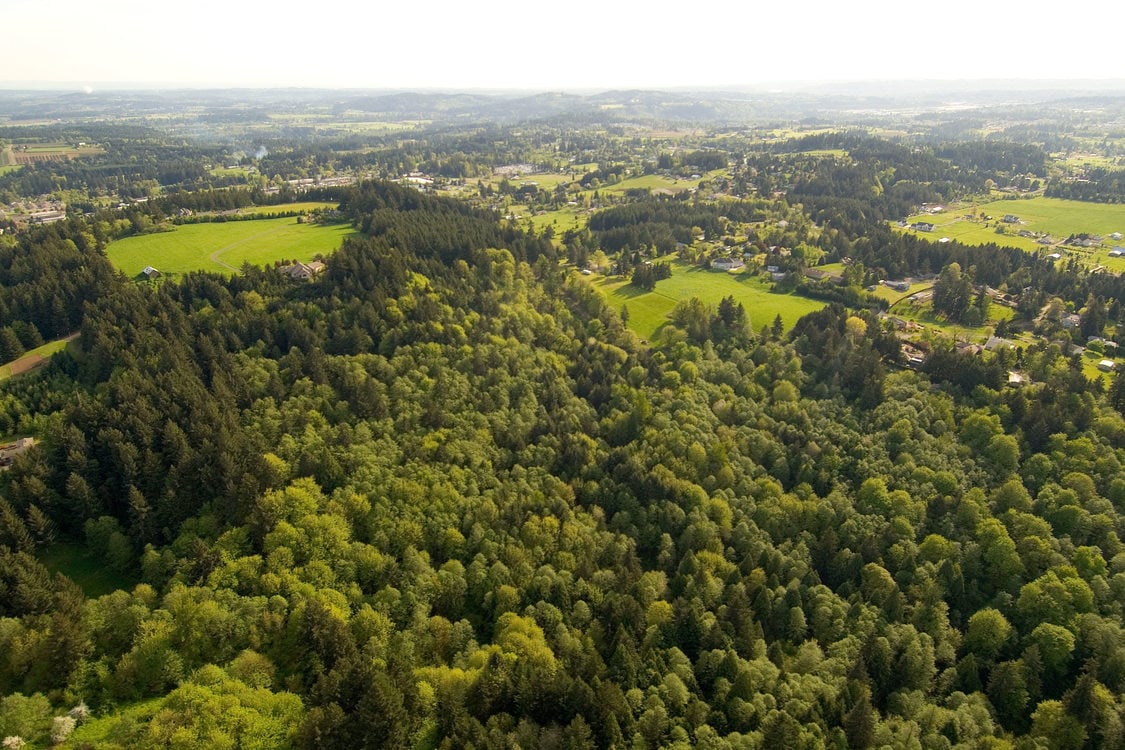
[107,217,355,277]
[39,543,136,598]
[232,201,339,217]
[899,198,1125,257]
[889,301,1016,342]
[587,261,825,340]
[0,335,79,382]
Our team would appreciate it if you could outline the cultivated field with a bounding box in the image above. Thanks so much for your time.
[107,217,355,277]
[3,142,103,165]
[587,261,825,340]
[0,335,79,382]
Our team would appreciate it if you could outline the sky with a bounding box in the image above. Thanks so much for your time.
[2,0,1121,91]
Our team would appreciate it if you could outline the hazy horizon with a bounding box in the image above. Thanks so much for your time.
[3,0,1120,92]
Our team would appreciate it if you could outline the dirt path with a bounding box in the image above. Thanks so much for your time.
[207,224,290,272]
[0,333,81,381]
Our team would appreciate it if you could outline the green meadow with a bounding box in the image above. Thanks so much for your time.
[232,201,340,217]
[899,197,1125,256]
[107,217,355,277]
[587,261,825,340]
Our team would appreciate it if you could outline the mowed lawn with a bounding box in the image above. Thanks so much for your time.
[588,261,825,340]
[107,217,355,277]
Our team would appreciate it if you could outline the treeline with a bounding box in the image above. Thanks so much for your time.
[0,222,117,341]
[341,180,554,264]
[586,198,770,254]
[1047,168,1125,203]
[0,139,242,201]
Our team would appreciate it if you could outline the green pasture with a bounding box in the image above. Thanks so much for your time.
[898,214,1043,253]
[870,281,932,305]
[524,207,586,235]
[901,198,1125,254]
[0,164,20,175]
[973,197,1125,237]
[107,217,354,277]
[1058,153,1122,169]
[588,261,825,340]
[232,201,339,217]
[597,173,703,195]
[888,296,1016,342]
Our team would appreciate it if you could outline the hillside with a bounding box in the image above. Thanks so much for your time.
[0,183,1124,748]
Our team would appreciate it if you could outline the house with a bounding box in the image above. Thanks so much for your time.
[956,341,982,355]
[0,437,35,470]
[1098,360,1117,372]
[883,280,911,293]
[1007,371,1030,386]
[1003,214,1020,223]
[1109,247,1125,258]
[1062,313,1082,330]
[901,343,926,368]
[770,271,789,282]
[280,260,327,280]
[711,257,744,271]
[912,222,935,232]
[141,266,161,279]
[985,336,1015,352]
[1110,232,1123,241]
[29,210,66,224]
[1046,252,1062,261]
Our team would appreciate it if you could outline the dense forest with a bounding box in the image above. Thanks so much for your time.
[1,176,1125,748]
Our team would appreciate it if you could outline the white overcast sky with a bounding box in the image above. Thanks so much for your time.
[2,0,1120,90]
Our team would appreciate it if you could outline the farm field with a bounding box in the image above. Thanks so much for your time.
[2,142,103,165]
[0,334,79,382]
[107,217,355,277]
[587,261,825,340]
[518,206,586,236]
